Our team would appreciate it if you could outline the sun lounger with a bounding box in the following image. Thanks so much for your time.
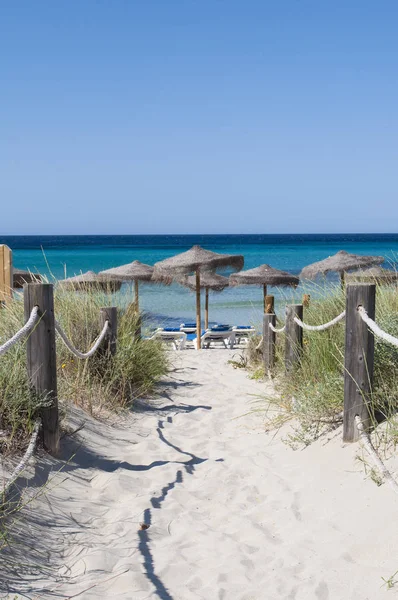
[190,328,235,350]
[185,330,206,348]
[180,322,197,333]
[232,325,256,346]
[209,324,230,331]
[147,328,187,350]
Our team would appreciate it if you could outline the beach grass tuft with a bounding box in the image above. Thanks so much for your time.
[0,284,168,456]
[247,281,398,448]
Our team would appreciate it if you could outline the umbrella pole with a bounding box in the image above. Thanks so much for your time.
[134,280,139,313]
[340,272,345,290]
[205,287,209,329]
[196,269,201,350]
[265,295,274,314]
[263,284,267,313]
[134,280,141,339]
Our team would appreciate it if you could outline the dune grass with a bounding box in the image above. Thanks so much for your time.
[0,282,169,565]
[247,281,398,448]
[0,284,168,456]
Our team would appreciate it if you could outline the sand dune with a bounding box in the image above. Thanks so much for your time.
[3,349,398,599]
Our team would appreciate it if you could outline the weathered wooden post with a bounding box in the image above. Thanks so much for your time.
[263,313,276,372]
[134,281,142,339]
[285,304,303,373]
[134,280,140,313]
[195,269,201,350]
[343,283,375,442]
[204,288,209,330]
[265,295,274,314]
[100,307,117,356]
[0,245,13,305]
[24,283,59,454]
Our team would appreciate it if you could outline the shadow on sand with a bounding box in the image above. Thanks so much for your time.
[137,413,224,600]
[0,374,219,599]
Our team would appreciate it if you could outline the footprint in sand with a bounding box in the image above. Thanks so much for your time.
[241,558,255,570]
[315,581,329,600]
[291,491,302,521]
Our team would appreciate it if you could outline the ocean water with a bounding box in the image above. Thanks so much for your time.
[2,234,398,329]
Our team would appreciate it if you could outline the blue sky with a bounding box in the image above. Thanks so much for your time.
[1,1,397,235]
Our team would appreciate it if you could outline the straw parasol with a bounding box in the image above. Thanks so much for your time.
[178,272,229,329]
[345,266,398,284]
[59,271,122,292]
[229,264,299,313]
[99,260,154,313]
[300,250,385,286]
[13,268,42,289]
[153,246,244,348]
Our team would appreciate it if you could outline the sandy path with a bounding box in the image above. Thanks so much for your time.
[4,349,398,599]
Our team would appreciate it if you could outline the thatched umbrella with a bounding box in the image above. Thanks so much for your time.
[13,268,42,289]
[99,260,154,313]
[59,271,122,292]
[153,246,244,349]
[300,250,385,286]
[178,272,229,329]
[345,266,398,284]
[229,264,299,313]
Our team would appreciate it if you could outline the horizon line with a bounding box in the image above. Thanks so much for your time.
[2,232,398,238]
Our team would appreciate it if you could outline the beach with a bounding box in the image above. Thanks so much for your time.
[3,1,398,597]
[4,348,398,599]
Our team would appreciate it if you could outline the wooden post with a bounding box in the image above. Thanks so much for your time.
[265,295,274,314]
[196,269,201,350]
[302,294,310,308]
[205,287,209,330]
[263,313,276,372]
[134,280,139,313]
[0,245,13,305]
[24,283,59,455]
[133,280,141,338]
[343,283,375,442]
[100,307,117,355]
[263,284,267,313]
[285,304,303,373]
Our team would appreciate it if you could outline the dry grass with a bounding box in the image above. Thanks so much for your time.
[247,281,398,448]
[0,284,168,456]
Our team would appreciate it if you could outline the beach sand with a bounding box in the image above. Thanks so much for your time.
[3,349,398,599]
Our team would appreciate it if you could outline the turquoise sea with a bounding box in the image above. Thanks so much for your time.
[2,234,398,329]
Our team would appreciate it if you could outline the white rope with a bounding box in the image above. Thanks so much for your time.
[358,306,398,348]
[294,310,346,331]
[269,322,285,333]
[355,415,398,496]
[256,336,263,350]
[55,320,110,359]
[2,418,41,495]
[0,306,39,357]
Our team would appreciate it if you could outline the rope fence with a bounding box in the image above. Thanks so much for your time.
[0,306,39,357]
[357,306,398,349]
[255,337,263,350]
[1,418,41,501]
[269,323,286,333]
[0,283,117,456]
[267,311,345,335]
[294,310,346,331]
[55,319,110,359]
[261,283,398,451]
[355,415,398,495]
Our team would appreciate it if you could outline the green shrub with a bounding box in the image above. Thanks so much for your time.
[0,285,168,452]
